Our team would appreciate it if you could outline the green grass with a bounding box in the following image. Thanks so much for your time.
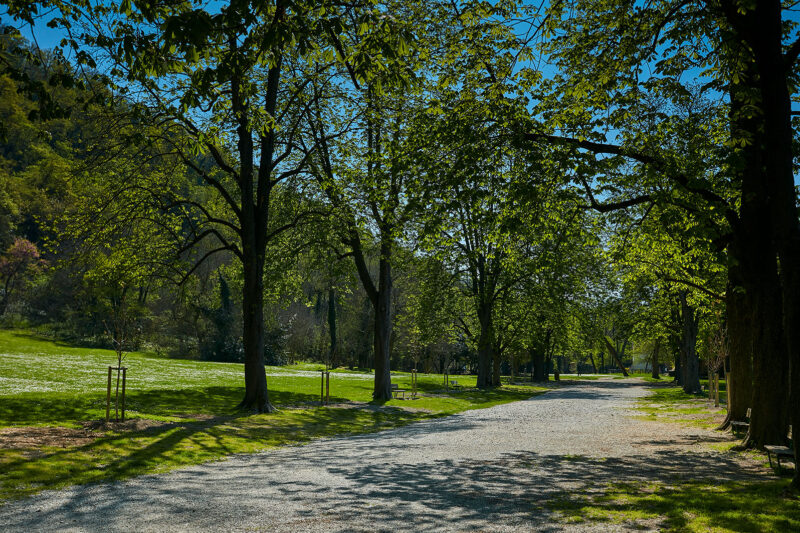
[634,385,727,429]
[627,371,671,383]
[548,383,799,531]
[549,479,800,532]
[0,329,546,502]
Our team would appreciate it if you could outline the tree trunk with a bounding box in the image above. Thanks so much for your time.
[602,336,629,376]
[747,0,800,484]
[588,352,598,373]
[721,273,753,429]
[372,253,393,401]
[492,348,501,386]
[719,0,797,485]
[530,346,546,382]
[238,245,273,412]
[476,300,494,388]
[651,339,660,379]
[679,292,701,394]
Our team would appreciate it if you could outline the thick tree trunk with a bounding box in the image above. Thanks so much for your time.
[372,255,393,401]
[679,292,701,394]
[651,339,660,380]
[238,246,273,413]
[492,349,501,386]
[348,229,393,400]
[725,53,790,448]
[718,0,797,485]
[719,68,758,430]
[720,272,752,429]
[748,0,800,484]
[530,347,546,382]
[476,300,493,388]
[737,220,788,447]
[674,346,683,387]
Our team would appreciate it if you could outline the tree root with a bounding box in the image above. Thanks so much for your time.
[730,430,755,451]
[236,397,278,414]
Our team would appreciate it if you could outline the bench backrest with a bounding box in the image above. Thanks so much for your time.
[746,408,751,418]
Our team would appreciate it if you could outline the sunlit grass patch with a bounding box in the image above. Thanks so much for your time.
[636,386,726,429]
[549,480,800,532]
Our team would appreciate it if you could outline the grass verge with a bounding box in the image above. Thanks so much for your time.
[549,479,800,532]
[545,382,799,531]
[635,384,727,430]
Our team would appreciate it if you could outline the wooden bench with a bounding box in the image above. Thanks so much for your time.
[765,425,794,473]
[391,383,407,399]
[449,380,462,390]
[730,408,751,432]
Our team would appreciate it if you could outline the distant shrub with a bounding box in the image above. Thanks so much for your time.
[264,324,289,366]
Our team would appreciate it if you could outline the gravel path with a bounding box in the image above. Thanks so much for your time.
[0,379,767,532]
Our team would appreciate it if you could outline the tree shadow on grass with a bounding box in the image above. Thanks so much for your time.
[0,385,357,427]
[0,387,247,426]
[0,396,435,503]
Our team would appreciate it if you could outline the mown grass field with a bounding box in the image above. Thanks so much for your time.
[0,329,547,502]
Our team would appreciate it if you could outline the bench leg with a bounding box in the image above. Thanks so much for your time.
[777,456,782,474]
[767,451,774,469]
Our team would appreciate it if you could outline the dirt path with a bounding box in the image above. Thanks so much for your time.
[0,379,768,532]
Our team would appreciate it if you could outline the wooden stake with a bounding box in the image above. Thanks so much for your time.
[714,373,720,408]
[121,367,127,421]
[114,366,121,421]
[320,370,325,405]
[105,366,112,422]
[325,371,330,404]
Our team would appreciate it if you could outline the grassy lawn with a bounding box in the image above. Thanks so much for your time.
[0,329,546,502]
[545,382,800,532]
[634,385,728,430]
[549,479,800,532]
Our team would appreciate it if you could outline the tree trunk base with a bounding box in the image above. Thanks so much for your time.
[237,398,278,413]
[733,431,757,451]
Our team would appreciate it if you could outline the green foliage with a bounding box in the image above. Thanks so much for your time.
[198,275,242,363]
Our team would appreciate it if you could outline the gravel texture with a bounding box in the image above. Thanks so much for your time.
[0,379,767,532]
